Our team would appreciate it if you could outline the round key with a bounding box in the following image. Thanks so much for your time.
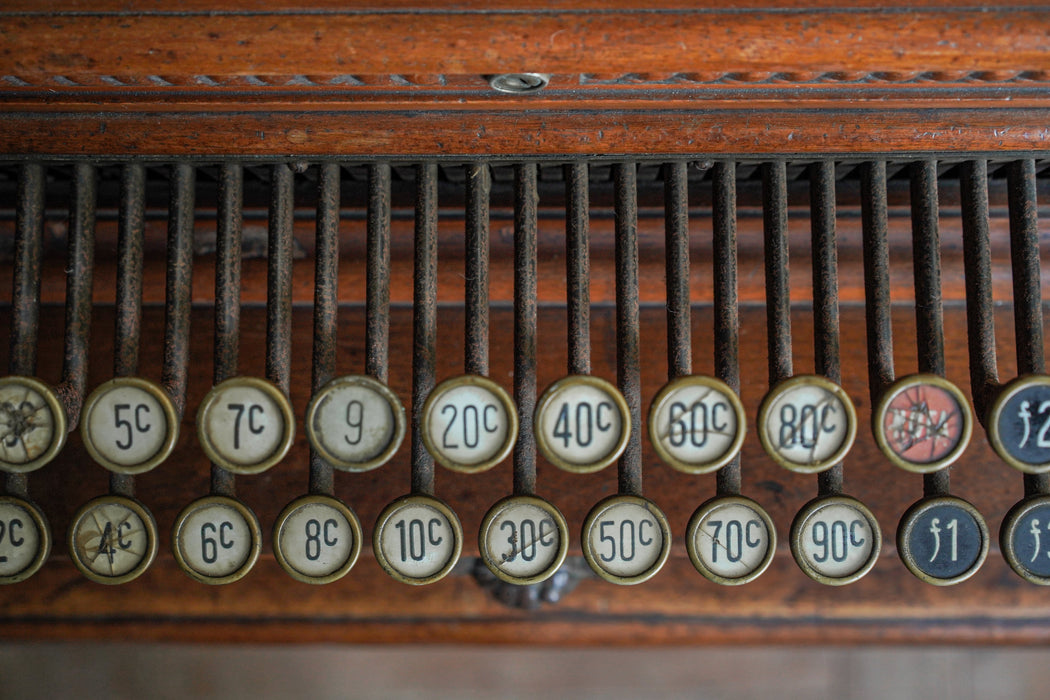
[1000,495,1050,585]
[305,375,406,473]
[373,495,462,585]
[81,377,178,475]
[196,376,295,475]
[0,376,67,474]
[535,375,630,474]
[0,495,50,584]
[273,494,362,584]
[791,495,881,585]
[68,495,158,585]
[478,495,569,585]
[686,495,776,585]
[582,494,671,585]
[422,375,518,473]
[987,375,1050,474]
[758,375,857,474]
[897,495,987,586]
[649,375,746,474]
[172,496,261,585]
[873,374,972,474]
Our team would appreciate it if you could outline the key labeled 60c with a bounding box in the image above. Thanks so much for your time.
[649,375,746,474]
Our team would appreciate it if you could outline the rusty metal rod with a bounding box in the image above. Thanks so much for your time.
[366,163,391,384]
[465,163,491,377]
[713,162,741,497]
[565,162,591,376]
[665,161,691,381]
[110,163,148,499]
[513,164,538,496]
[54,163,95,432]
[267,163,294,397]
[5,164,45,499]
[114,163,145,379]
[1008,159,1050,498]
[309,163,339,497]
[161,163,194,422]
[811,161,844,497]
[911,160,950,498]
[615,163,643,497]
[960,159,999,424]
[411,163,438,496]
[211,163,243,498]
[861,161,896,401]
[763,162,792,386]
[9,163,44,378]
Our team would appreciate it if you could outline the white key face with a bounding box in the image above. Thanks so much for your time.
[378,503,457,580]
[586,501,665,579]
[70,500,152,578]
[0,501,42,577]
[176,503,256,578]
[539,382,625,468]
[310,379,399,466]
[652,380,740,468]
[483,501,563,579]
[692,502,773,579]
[277,501,355,579]
[0,382,57,466]
[798,502,875,579]
[426,382,512,468]
[202,384,286,467]
[86,384,169,468]
[762,381,852,467]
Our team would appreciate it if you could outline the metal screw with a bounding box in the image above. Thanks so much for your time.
[488,73,551,94]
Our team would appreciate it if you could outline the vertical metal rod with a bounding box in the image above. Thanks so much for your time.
[366,163,392,384]
[514,164,538,496]
[911,160,950,498]
[110,163,148,499]
[161,163,194,421]
[411,163,438,496]
[55,163,95,431]
[565,162,591,376]
[861,161,896,400]
[1009,159,1044,376]
[465,163,491,377]
[960,160,999,423]
[713,162,741,497]
[615,163,643,497]
[310,163,339,497]
[5,163,44,499]
[1008,159,1049,498]
[267,164,294,396]
[10,163,44,378]
[212,163,243,498]
[113,163,145,379]
[665,161,691,380]
[763,161,792,385]
[811,162,844,496]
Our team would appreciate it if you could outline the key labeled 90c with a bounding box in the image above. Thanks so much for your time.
[197,377,295,475]
[422,375,518,474]
[987,375,1050,474]
[81,377,178,475]
[758,375,857,474]
[791,495,881,585]
[535,375,630,474]
[0,376,67,474]
[649,376,746,474]
[306,375,406,473]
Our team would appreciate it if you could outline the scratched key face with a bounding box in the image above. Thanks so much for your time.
[0,381,58,467]
[0,500,43,578]
[690,500,773,581]
[880,379,969,466]
[759,378,854,471]
[481,498,565,581]
[70,499,155,579]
